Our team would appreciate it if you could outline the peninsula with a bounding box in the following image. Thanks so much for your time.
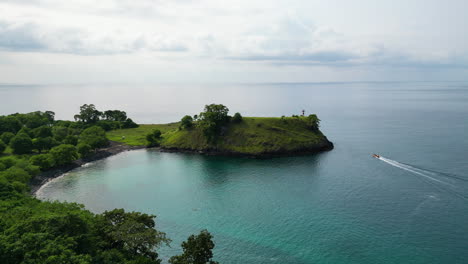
[108,104,334,157]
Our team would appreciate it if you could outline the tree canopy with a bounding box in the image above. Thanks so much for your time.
[197,104,230,142]
[169,230,218,264]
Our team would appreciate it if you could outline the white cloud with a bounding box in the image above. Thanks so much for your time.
[0,0,467,83]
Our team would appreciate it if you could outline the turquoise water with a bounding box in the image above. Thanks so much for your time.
[26,82,468,263]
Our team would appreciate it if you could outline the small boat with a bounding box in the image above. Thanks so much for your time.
[372,154,380,159]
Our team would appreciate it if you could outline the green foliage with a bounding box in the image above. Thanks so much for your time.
[0,166,32,183]
[79,126,108,149]
[146,130,162,147]
[50,144,79,166]
[169,230,218,264]
[97,209,170,262]
[103,110,127,122]
[180,115,194,129]
[0,116,22,134]
[1,132,15,145]
[74,104,102,124]
[231,112,242,123]
[122,118,139,129]
[0,157,17,169]
[0,109,221,264]
[77,143,92,158]
[52,126,70,142]
[32,137,56,153]
[95,120,121,131]
[0,139,6,154]
[63,135,79,145]
[306,114,320,130]
[198,104,230,142]
[10,133,34,154]
[32,126,53,138]
[30,154,55,170]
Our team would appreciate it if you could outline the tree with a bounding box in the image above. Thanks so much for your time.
[197,104,230,142]
[44,110,55,123]
[97,209,170,263]
[0,132,15,145]
[79,126,108,149]
[32,137,55,153]
[32,126,53,138]
[50,144,79,166]
[0,139,6,154]
[52,126,70,142]
[0,116,22,134]
[231,112,242,123]
[146,130,162,147]
[74,104,102,124]
[180,115,194,129]
[306,114,320,130]
[103,110,127,122]
[123,118,139,128]
[10,133,34,154]
[77,143,92,158]
[30,154,55,170]
[169,230,218,264]
[63,135,79,145]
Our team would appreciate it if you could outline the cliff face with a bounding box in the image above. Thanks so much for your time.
[161,117,333,157]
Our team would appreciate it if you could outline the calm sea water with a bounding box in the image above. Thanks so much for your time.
[4,82,468,263]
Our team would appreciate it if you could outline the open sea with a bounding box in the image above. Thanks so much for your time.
[3,82,468,263]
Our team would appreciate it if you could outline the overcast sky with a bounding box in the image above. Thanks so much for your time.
[1,0,467,83]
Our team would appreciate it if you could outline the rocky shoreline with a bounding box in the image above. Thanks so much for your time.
[160,138,334,158]
[30,141,145,195]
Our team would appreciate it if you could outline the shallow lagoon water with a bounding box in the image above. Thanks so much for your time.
[16,82,468,263]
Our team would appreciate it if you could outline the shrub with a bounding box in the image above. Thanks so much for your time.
[180,115,194,129]
[0,139,6,154]
[77,143,92,158]
[0,166,32,183]
[0,132,15,145]
[50,144,79,166]
[63,135,79,145]
[32,126,53,138]
[146,130,162,147]
[231,112,242,123]
[10,133,34,154]
[0,157,16,169]
[15,160,40,176]
[122,118,139,128]
[32,137,55,153]
[30,154,55,170]
[80,126,108,149]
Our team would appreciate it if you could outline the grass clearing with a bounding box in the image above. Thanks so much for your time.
[107,123,179,146]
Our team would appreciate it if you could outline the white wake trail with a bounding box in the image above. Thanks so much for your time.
[378,157,455,187]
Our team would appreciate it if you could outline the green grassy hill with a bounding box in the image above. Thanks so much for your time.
[108,117,333,156]
[162,117,333,156]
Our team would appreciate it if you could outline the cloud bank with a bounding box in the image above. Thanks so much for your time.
[0,0,467,83]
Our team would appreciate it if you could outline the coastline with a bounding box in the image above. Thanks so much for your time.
[29,141,145,195]
[160,138,334,158]
[31,138,334,195]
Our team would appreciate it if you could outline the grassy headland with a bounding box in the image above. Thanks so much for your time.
[162,116,333,156]
[110,116,333,156]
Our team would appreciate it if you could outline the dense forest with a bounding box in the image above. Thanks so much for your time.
[0,105,218,264]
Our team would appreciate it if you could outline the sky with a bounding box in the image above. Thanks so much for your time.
[0,0,468,84]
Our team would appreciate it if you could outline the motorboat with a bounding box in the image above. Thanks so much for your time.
[372,154,380,159]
